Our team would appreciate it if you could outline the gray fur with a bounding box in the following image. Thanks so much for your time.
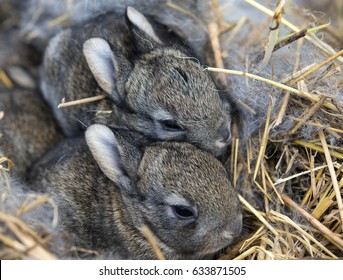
[41,7,233,157]
[0,89,63,179]
[29,124,242,260]
[20,0,212,61]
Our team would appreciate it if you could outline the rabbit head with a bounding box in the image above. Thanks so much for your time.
[86,124,242,258]
[136,142,242,257]
[83,6,233,157]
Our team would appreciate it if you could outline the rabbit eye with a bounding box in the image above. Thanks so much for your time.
[171,205,197,220]
[159,119,183,132]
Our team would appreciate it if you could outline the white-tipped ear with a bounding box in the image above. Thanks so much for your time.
[83,38,116,94]
[127,6,162,44]
[85,124,123,183]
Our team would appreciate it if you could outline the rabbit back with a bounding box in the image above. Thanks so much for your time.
[0,89,63,178]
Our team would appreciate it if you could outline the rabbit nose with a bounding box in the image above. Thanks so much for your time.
[222,215,243,240]
[231,214,243,236]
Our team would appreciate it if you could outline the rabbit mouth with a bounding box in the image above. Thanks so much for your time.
[214,139,230,156]
[221,231,236,240]
[215,139,229,149]
[198,237,235,256]
[197,244,230,257]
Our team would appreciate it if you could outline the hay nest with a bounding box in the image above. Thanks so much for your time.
[0,165,60,260]
[210,0,343,260]
[0,0,342,259]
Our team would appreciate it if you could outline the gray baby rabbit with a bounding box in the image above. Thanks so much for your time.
[41,6,233,157]
[0,89,62,178]
[29,124,242,259]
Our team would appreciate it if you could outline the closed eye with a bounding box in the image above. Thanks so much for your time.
[175,68,188,84]
[171,205,197,220]
[159,119,183,132]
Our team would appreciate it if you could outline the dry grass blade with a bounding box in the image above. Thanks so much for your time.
[234,245,275,260]
[279,63,315,84]
[211,0,225,30]
[165,2,199,23]
[6,222,57,259]
[0,211,57,259]
[281,194,343,252]
[208,22,228,87]
[140,225,165,260]
[263,165,284,204]
[238,194,279,236]
[275,22,330,53]
[259,0,285,68]
[274,164,327,185]
[275,38,304,126]
[244,0,343,62]
[1,169,12,195]
[257,236,267,260]
[233,138,239,188]
[274,29,307,53]
[57,95,106,108]
[293,140,343,160]
[270,211,338,258]
[312,197,333,219]
[289,117,343,134]
[0,157,14,172]
[0,232,27,252]
[254,99,272,180]
[290,49,343,85]
[206,67,338,112]
[319,130,343,231]
[0,69,13,88]
[289,96,327,135]
[261,165,271,212]
[0,212,45,244]
[48,13,70,27]
[253,180,273,201]
[15,196,58,227]
[239,226,265,252]
[225,16,247,44]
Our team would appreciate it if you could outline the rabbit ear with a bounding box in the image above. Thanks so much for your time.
[83,38,131,103]
[85,124,132,193]
[126,6,163,52]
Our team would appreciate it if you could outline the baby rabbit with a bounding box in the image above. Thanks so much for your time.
[29,124,242,259]
[0,89,62,179]
[41,6,233,157]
